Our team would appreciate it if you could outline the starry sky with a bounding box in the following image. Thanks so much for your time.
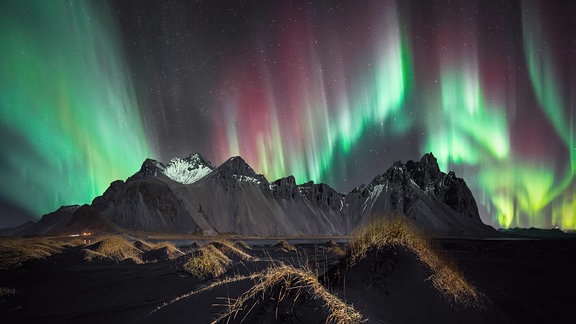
[0,0,574,230]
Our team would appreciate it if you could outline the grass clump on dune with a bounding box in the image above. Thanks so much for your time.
[0,238,67,268]
[152,241,179,250]
[0,287,16,298]
[183,245,231,279]
[209,240,253,261]
[327,245,346,257]
[326,240,346,257]
[84,236,143,264]
[346,216,479,306]
[273,239,297,252]
[213,263,363,324]
[143,241,184,262]
[233,240,252,251]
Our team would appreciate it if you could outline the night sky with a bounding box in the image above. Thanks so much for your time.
[1,0,574,230]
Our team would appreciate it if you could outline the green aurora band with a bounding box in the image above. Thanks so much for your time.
[521,2,575,229]
[425,2,575,229]
[0,1,151,218]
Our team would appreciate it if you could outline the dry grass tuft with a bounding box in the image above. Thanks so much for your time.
[273,239,297,252]
[209,240,253,261]
[327,245,346,257]
[183,245,231,279]
[150,273,261,316]
[346,216,479,306]
[133,240,154,251]
[233,240,252,251]
[0,238,66,268]
[213,263,363,324]
[62,238,87,248]
[0,287,16,298]
[151,241,179,250]
[143,241,184,261]
[84,236,143,263]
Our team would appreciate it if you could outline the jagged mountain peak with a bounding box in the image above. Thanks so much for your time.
[356,153,481,224]
[367,152,443,188]
[126,153,214,185]
[271,176,298,200]
[210,156,269,186]
[127,158,165,182]
[217,156,255,174]
[180,152,214,168]
[297,181,344,211]
[405,152,442,188]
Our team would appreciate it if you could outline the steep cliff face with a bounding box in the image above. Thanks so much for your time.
[13,153,495,237]
[297,181,345,211]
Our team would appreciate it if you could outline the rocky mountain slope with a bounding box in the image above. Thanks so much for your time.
[5,153,495,237]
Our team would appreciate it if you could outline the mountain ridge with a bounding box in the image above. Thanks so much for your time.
[2,152,496,237]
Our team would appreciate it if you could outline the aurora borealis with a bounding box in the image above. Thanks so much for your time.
[0,1,151,226]
[0,0,574,230]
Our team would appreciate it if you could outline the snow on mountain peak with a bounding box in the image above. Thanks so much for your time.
[162,153,214,184]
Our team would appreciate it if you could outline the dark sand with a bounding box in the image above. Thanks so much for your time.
[1,238,575,323]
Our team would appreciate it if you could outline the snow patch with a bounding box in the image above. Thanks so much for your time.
[232,174,262,185]
[163,157,212,184]
[363,184,385,211]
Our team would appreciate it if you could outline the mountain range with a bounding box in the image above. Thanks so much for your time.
[2,152,495,237]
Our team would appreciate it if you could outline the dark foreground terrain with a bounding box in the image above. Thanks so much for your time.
[1,237,575,323]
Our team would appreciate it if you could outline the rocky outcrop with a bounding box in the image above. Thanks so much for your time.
[271,176,299,200]
[298,181,344,211]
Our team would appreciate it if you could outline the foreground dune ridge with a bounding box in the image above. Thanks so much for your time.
[213,263,363,324]
[346,216,479,305]
[166,239,362,323]
[154,261,364,324]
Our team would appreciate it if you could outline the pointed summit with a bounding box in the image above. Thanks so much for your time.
[182,152,215,169]
[406,152,442,188]
[127,158,165,182]
[216,156,258,177]
[211,156,269,187]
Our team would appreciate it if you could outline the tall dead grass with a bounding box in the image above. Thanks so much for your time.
[346,216,479,306]
[233,240,252,251]
[210,240,253,261]
[0,287,16,298]
[273,239,297,252]
[159,262,363,323]
[327,245,346,257]
[213,263,363,324]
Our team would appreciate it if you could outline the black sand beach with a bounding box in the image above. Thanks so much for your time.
[2,237,575,323]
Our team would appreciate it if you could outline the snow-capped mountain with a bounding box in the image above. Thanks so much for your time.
[127,152,213,184]
[344,154,489,235]
[163,153,214,184]
[11,153,495,237]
